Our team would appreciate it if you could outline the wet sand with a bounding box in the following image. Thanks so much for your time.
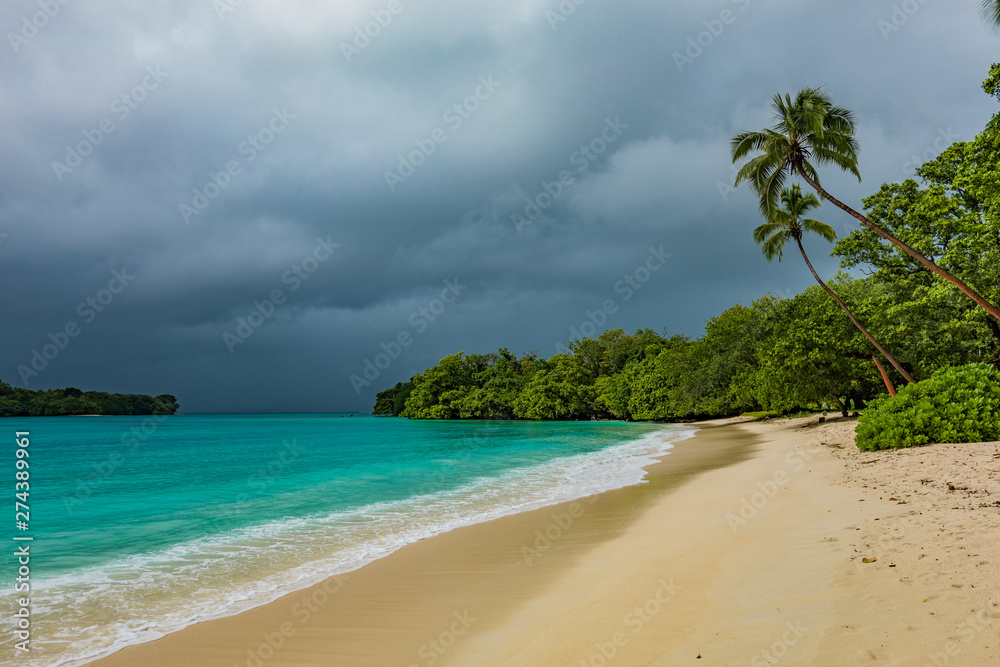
[89,417,1000,666]
[89,420,754,666]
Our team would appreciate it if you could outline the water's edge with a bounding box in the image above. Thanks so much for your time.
[39,422,696,667]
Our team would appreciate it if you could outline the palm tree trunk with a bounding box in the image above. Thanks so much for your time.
[795,237,916,384]
[871,355,897,396]
[794,166,1000,323]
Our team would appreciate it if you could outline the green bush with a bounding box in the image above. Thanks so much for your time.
[855,364,1000,451]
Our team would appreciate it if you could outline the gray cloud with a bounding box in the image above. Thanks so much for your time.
[1,0,996,412]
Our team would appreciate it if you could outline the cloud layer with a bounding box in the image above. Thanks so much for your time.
[1,0,996,412]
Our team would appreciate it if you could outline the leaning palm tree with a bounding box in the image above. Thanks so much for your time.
[756,185,915,390]
[731,87,1000,323]
[984,0,1000,30]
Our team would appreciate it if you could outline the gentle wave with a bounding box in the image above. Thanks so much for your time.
[10,425,696,666]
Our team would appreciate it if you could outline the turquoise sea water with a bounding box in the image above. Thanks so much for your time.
[1,414,695,665]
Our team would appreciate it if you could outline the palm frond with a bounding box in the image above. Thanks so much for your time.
[824,105,857,133]
[756,184,834,262]
[812,146,862,180]
[734,159,759,189]
[983,0,1000,31]
[814,124,858,151]
[811,136,859,163]
[802,218,838,243]
[766,208,793,228]
[776,184,819,222]
[798,191,822,211]
[800,86,832,106]
[753,220,786,245]
[730,131,769,162]
[759,167,787,217]
[757,226,787,262]
[798,88,832,132]
[770,93,792,131]
[733,87,861,219]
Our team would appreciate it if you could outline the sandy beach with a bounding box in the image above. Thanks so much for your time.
[89,418,1000,666]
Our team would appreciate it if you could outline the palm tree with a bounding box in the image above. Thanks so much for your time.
[755,185,915,390]
[731,87,1000,323]
[984,1,1000,30]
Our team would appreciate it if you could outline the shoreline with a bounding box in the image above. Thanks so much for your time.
[87,420,754,667]
[87,417,1000,665]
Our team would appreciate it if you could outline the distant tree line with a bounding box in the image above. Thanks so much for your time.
[0,380,179,417]
[374,272,995,421]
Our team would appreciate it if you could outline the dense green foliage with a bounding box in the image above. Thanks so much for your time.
[375,66,1000,449]
[856,364,1000,451]
[735,77,1000,332]
[379,272,955,422]
[0,380,179,417]
[833,129,1000,371]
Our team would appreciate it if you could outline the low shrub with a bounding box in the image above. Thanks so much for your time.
[855,364,1000,451]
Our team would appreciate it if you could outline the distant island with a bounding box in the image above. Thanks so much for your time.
[0,380,178,417]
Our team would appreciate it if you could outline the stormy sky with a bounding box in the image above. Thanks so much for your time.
[0,0,996,413]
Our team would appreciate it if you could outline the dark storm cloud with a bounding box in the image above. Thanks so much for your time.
[0,0,996,412]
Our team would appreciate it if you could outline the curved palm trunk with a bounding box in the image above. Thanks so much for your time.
[795,237,916,385]
[870,355,897,397]
[795,166,1000,323]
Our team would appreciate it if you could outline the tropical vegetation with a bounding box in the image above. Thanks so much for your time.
[375,64,1000,452]
[753,184,912,391]
[855,364,1000,451]
[731,87,1000,322]
[0,380,179,417]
